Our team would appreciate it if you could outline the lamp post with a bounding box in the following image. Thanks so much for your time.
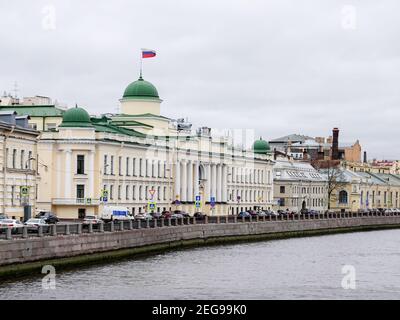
[23,157,36,222]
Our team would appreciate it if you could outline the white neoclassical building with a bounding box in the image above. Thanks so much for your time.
[34,74,274,218]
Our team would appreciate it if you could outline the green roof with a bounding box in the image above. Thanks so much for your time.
[59,107,93,128]
[123,76,159,99]
[91,116,146,137]
[253,137,271,154]
[112,113,170,120]
[110,120,153,128]
[0,105,65,117]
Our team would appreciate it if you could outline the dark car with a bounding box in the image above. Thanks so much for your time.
[238,211,250,218]
[247,210,258,217]
[193,212,206,220]
[35,211,59,224]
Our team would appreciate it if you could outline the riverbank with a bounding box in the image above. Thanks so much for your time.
[1,215,400,281]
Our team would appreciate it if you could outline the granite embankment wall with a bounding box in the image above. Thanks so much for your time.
[1,215,400,276]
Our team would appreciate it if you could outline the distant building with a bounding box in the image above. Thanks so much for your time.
[0,93,66,131]
[273,153,328,212]
[269,128,362,163]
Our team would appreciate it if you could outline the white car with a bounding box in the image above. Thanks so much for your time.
[135,213,153,220]
[83,215,102,225]
[24,218,48,232]
[0,219,24,234]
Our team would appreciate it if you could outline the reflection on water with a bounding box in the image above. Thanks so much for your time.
[1,229,400,300]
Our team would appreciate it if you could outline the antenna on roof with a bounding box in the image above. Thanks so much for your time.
[13,81,19,99]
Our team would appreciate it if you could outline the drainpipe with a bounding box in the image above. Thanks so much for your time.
[3,125,15,215]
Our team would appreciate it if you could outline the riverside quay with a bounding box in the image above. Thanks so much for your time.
[1,211,400,277]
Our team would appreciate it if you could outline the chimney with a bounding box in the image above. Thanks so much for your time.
[363,151,367,163]
[332,127,339,160]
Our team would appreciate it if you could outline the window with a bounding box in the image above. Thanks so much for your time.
[20,150,24,169]
[163,186,167,200]
[126,185,129,200]
[133,158,136,176]
[118,156,122,176]
[280,186,285,194]
[12,149,16,168]
[78,209,86,219]
[157,186,161,200]
[110,185,114,200]
[28,151,32,169]
[46,123,57,130]
[77,155,85,174]
[146,160,149,177]
[110,156,114,175]
[118,185,121,200]
[139,159,143,176]
[139,186,143,200]
[76,185,85,199]
[132,185,136,200]
[339,190,348,204]
[104,155,108,175]
[126,157,130,176]
[279,198,285,206]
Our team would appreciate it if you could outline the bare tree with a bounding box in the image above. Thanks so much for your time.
[312,160,346,210]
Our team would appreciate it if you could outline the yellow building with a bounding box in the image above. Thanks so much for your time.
[0,111,39,220]
[34,75,275,219]
[328,167,400,212]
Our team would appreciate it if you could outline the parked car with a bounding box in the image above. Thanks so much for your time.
[0,215,9,220]
[35,211,59,224]
[161,211,172,219]
[24,218,48,233]
[151,212,163,219]
[172,210,190,218]
[247,210,258,217]
[238,211,250,219]
[193,212,206,220]
[83,215,102,226]
[257,211,267,217]
[171,213,184,219]
[264,210,278,217]
[135,213,153,220]
[0,219,24,234]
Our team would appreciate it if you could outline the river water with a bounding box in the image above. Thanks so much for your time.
[1,229,400,300]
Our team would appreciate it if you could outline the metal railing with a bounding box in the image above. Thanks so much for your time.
[0,210,399,241]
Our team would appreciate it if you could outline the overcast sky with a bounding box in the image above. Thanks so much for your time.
[0,0,399,159]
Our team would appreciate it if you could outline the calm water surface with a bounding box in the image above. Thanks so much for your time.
[1,229,400,300]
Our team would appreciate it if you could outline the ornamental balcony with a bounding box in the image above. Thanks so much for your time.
[52,198,100,206]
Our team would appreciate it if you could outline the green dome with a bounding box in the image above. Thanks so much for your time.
[253,137,270,154]
[59,106,93,128]
[123,76,159,99]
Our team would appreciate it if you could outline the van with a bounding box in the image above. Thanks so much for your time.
[100,206,133,222]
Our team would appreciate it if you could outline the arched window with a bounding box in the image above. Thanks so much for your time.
[339,190,348,204]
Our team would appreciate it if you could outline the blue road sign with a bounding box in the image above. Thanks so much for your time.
[195,201,201,208]
[195,195,201,202]
[210,196,216,208]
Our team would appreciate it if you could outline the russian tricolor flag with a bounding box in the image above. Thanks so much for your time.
[142,49,156,58]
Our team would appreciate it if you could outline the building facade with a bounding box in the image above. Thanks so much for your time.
[34,76,274,219]
[0,111,39,220]
[273,154,328,212]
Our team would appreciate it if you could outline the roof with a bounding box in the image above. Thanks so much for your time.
[0,105,65,117]
[123,76,160,99]
[113,113,171,120]
[270,134,314,143]
[59,107,93,128]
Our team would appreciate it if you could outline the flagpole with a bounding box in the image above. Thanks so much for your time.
[140,49,143,78]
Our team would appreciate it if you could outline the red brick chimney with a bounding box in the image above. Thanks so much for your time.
[332,127,339,160]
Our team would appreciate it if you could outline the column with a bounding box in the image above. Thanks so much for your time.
[88,150,95,198]
[194,161,199,199]
[211,164,217,201]
[216,164,222,202]
[206,164,211,201]
[181,160,187,201]
[174,161,180,201]
[56,151,61,198]
[222,165,227,202]
[64,150,72,199]
[187,161,193,202]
